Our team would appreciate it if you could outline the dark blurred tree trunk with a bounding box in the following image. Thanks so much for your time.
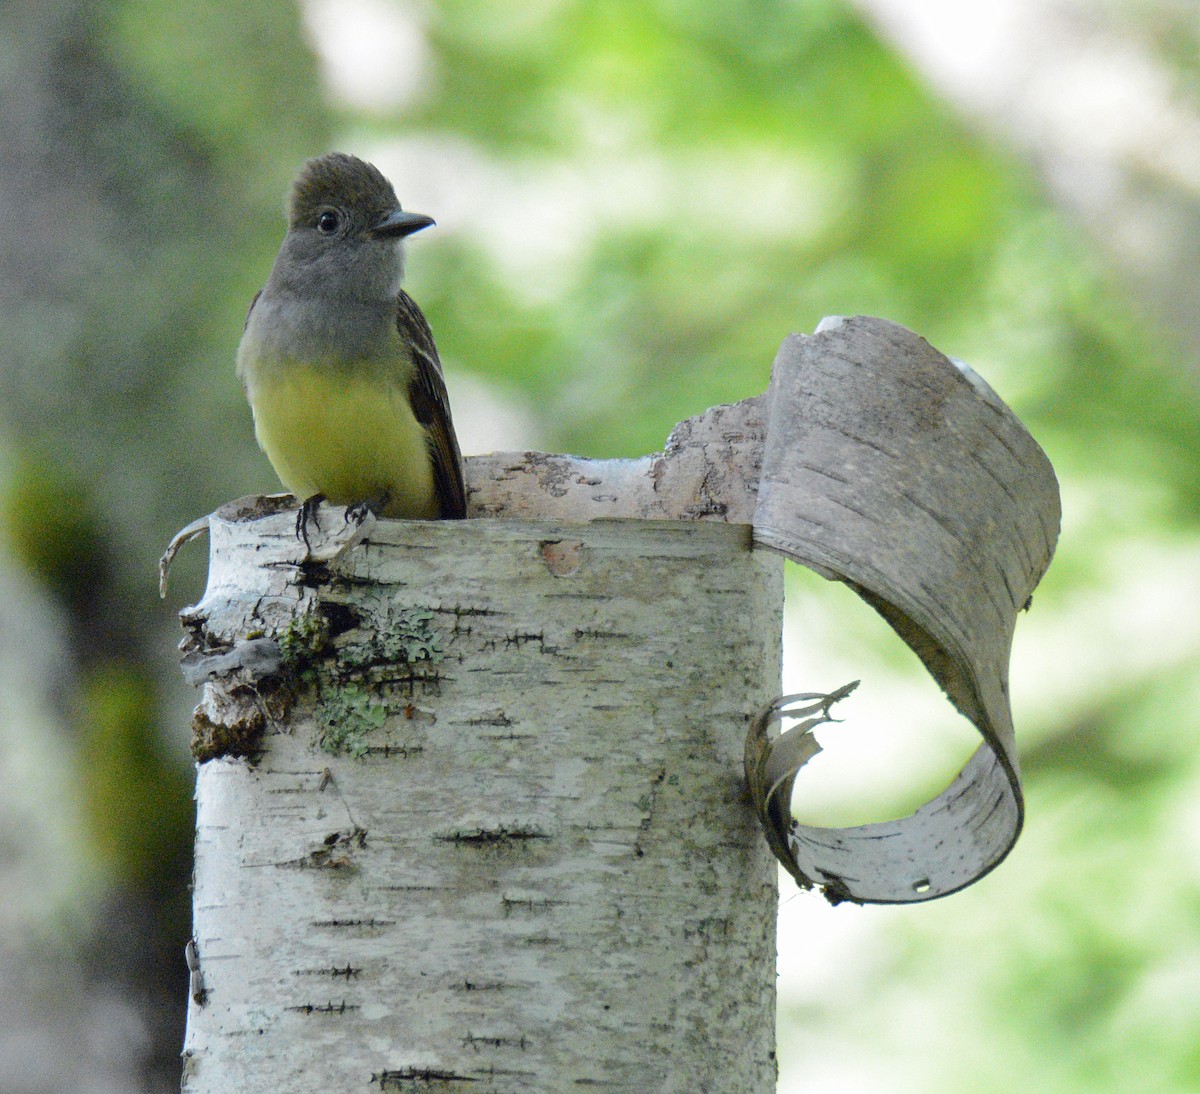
[0,3,325,1090]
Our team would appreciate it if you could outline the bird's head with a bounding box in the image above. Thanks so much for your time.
[276,152,434,297]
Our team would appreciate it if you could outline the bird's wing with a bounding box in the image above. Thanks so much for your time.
[396,289,467,518]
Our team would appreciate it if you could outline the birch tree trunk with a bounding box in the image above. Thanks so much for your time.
[174,315,1061,1089]
[180,507,782,1093]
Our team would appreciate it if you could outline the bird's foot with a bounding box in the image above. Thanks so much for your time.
[344,490,391,528]
[296,494,327,550]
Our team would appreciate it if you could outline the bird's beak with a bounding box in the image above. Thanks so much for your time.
[368,209,436,239]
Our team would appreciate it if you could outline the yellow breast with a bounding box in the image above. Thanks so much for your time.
[243,362,438,520]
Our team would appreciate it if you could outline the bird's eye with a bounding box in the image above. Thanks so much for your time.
[316,210,341,235]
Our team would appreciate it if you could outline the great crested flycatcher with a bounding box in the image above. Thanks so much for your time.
[237,152,466,527]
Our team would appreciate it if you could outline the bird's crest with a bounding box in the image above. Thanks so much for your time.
[288,152,399,228]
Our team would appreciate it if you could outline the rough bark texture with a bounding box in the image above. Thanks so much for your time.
[181,512,782,1093]
[752,317,1059,902]
[175,314,1061,1087]
[464,393,768,524]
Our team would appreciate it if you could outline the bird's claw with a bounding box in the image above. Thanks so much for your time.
[344,501,373,527]
[344,491,389,528]
[296,494,326,550]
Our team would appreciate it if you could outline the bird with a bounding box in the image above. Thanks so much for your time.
[237,152,465,538]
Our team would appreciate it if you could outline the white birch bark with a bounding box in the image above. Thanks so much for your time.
[181,510,782,1093]
[173,314,1061,1087]
[750,317,1059,902]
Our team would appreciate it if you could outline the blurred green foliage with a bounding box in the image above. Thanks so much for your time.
[0,452,108,606]
[2,0,1198,1090]
[79,663,191,888]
